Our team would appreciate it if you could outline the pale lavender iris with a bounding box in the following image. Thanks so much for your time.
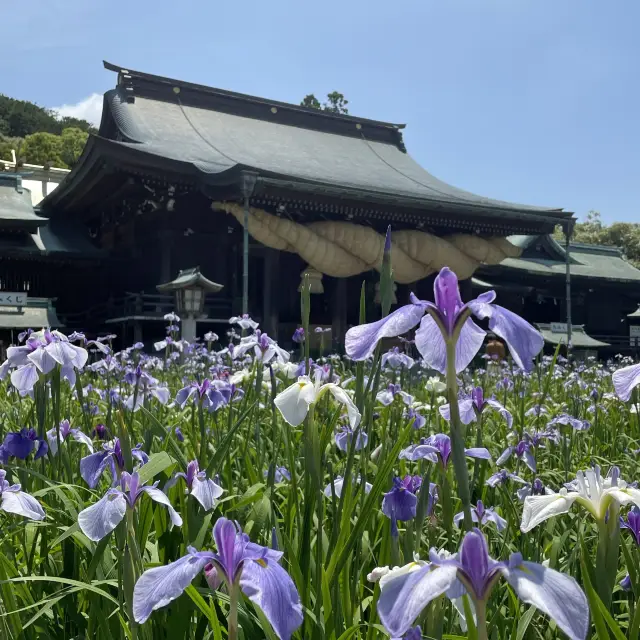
[399,434,491,467]
[264,466,291,483]
[335,426,368,452]
[376,528,588,640]
[345,267,543,373]
[124,372,170,411]
[0,469,45,520]
[381,347,415,370]
[234,330,290,365]
[453,500,507,532]
[486,469,527,488]
[440,386,512,428]
[133,517,303,639]
[6,330,88,393]
[376,383,413,407]
[78,471,182,541]
[229,314,259,331]
[292,327,305,344]
[548,413,590,432]
[175,379,231,411]
[621,507,640,545]
[2,428,48,460]
[166,460,224,511]
[46,420,93,456]
[80,438,149,488]
[612,362,640,401]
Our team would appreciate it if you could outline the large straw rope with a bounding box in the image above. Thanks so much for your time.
[213,202,521,283]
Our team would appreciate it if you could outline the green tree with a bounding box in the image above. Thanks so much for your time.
[0,135,24,163]
[60,127,88,166]
[22,131,65,167]
[300,91,349,114]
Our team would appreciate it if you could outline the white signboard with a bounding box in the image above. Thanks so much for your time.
[550,322,568,334]
[0,292,28,307]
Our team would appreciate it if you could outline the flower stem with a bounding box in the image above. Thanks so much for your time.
[227,587,239,640]
[445,341,473,530]
[475,598,488,640]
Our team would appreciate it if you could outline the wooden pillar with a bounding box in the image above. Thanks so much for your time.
[332,278,348,352]
[263,249,280,338]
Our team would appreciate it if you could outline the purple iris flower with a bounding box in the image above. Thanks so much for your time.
[621,507,640,545]
[229,313,259,331]
[516,478,550,502]
[399,434,491,467]
[80,438,149,488]
[292,327,305,344]
[78,471,182,541]
[174,426,184,442]
[0,469,45,520]
[175,379,231,411]
[440,386,512,428]
[393,627,421,640]
[486,469,527,488]
[166,460,224,511]
[264,467,291,483]
[454,500,507,531]
[377,383,413,407]
[345,267,543,373]
[46,420,93,455]
[621,574,633,592]
[382,476,420,534]
[124,372,170,411]
[234,330,289,365]
[2,428,48,460]
[381,347,415,370]
[547,414,590,432]
[335,426,368,452]
[132,517,303,639]
[92,424,109,440]
[376,528,588,640]
[405,407,426,430]
[496,439,537,473]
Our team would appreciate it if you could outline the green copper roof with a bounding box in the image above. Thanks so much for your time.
[536,324,609,348]
[495,235,640,283]
[0,174,47,232]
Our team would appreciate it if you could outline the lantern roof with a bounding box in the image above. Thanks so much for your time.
[156,267,224,293]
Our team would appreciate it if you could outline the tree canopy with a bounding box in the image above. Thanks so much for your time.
[300,92,349,114]
[0,94,95,168]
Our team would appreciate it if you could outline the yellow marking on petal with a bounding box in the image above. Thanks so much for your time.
[256,558,268,568]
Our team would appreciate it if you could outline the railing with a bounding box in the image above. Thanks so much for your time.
[60,292,233,328]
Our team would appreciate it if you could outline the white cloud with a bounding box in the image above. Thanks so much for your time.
[52,93,103,128]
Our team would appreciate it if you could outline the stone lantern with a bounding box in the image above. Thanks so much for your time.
[157,267,223,342]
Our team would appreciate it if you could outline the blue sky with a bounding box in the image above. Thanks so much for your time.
[3,0,638,223]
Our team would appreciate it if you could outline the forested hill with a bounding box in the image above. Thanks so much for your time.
[0,94,96,169]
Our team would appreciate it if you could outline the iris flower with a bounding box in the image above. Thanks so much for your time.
[233,330,290,365]
[175,379,231,411]
[0,469,45,521]
[80,438,149,488]
[399,433,490,467]
[372,528,588,640]
[381,347,415,370]
[274,370,361,429]
[612,362,640,401]
[324,475,372,498]
[1,428,48,460]
[133,517,303,639]
[621,507,640,545]
[46,420,93,456]
[229,314,259,331]
[165,460,224,511]
[78,471,182,541]
[439,386,512,428]
[521,466,640,532]
[6,330,88,393]
[335,425,368,452]
[345,267,543,373]
[453,500,506,532]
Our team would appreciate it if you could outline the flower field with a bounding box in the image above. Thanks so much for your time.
[2,259,640,639]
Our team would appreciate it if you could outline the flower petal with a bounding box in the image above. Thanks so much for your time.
[133,550,214,623]
[454,318,486,373]
[521,492,577,533]
[377,563,458,637]
[274,378,315,427]
[415,315,447,374]
[468,302,543,371]
[1,489,45,520]
[345,303,427,361]
[464,447,492,461]
[80,451,112,488]
[321,384,361,429]
[612,363,640,401]
[190,476,224,511]
[10,364,40,393]
[501,559,589,640]
[70,429,95,453]
[240,556,304,640]
[141,487,183,527]
[78,489,127,541]
[486,399,513,428]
